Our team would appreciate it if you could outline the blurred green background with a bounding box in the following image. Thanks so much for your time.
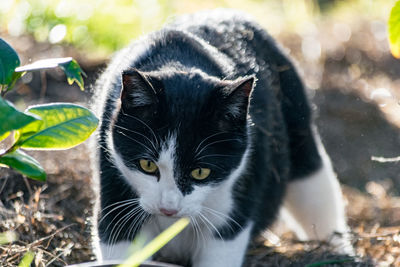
[0,0,395,59]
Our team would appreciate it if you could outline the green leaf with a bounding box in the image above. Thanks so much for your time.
[5,71,25,93]
[17,103,98,149]
[15,57,86,90]
[388,1,400,59]
[60,59,86,90]
[0,149,46,181]
[0,38,20,86]
[0,97,41,137]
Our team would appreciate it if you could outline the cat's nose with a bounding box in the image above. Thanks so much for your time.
[160,208,178,216]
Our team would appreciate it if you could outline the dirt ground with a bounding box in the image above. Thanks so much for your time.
[1,15,400,266]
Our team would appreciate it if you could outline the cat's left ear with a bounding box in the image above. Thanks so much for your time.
[120,68,159,111]
[220,75,255,119]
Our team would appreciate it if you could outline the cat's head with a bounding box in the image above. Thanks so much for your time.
[110,68,254,218]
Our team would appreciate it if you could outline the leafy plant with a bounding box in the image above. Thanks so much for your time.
[389,0,400,59]
[0,38,98,181]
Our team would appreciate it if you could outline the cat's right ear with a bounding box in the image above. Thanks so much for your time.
[120,69,158,111]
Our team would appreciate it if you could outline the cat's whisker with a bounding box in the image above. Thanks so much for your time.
[201,209,237,236]
[196,214,212,243]
[112,210,136,244]
[116,131,157,157]
[198,212,224,243]
[192,216,206,248]
[202,206,243,231]
[113,124,159,152]
[103,204,140,235]
[188,216,195,248]
[106,208,135,258]
[194,132,229,154]
[117,209,147,246]
[189,216,199,249]
[99,200,140,225]
[109,206,142,247]
[127,210,150,241]
[120,110,160,146]
[204,210,242,238]
[97,143,114,155]
[197,162,225,171]
[197,154,240,160]
[108,206,142,243]
[195,138,242,157]
[109,207,146,252]
[101,198,140,213]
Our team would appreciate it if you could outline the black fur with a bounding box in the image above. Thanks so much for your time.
[91,9,322,251]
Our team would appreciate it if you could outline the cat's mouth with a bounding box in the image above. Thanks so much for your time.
[159,207,179,217]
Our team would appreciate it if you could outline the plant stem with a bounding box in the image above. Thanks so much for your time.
[0,85,9,98]
[0,131,17,157]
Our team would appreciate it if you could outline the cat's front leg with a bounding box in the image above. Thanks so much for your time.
[192,222,253,267]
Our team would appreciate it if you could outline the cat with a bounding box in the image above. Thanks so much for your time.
[90,9,350,267]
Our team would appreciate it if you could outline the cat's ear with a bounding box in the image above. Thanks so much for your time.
[220,75,255,119]
[120,69,158,110]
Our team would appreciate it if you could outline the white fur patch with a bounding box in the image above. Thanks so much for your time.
[191,221,254,267]
[281,132,353,254]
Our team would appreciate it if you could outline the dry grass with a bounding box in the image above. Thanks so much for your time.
[2,152,400,266]
[0,145,95,266]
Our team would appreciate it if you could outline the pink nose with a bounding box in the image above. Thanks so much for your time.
[160,208,178,216]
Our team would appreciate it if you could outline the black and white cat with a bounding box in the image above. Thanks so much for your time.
[90,10,350,266]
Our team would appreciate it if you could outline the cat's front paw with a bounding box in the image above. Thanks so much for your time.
[328,231,355,256]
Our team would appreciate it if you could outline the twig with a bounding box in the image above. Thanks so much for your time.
[22,176,33,197]
[31,246,67,266]
[45,243,73,266]
[0,242,14,265]
[371,156,400,163]
[29,224,75,247]
[0,176,8,196]
[40,70,47,101]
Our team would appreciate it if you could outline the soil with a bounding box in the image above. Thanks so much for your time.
[1,15,400,267]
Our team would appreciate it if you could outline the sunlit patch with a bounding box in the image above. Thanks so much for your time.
[370,88,392,107]
[49,24,67,44]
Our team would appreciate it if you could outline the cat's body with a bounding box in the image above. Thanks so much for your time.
[91,10,349,266]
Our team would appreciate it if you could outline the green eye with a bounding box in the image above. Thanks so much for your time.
[191,168,211,180]
[139,159,158,174]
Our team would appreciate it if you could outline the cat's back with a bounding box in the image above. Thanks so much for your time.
[169,9,282,76]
